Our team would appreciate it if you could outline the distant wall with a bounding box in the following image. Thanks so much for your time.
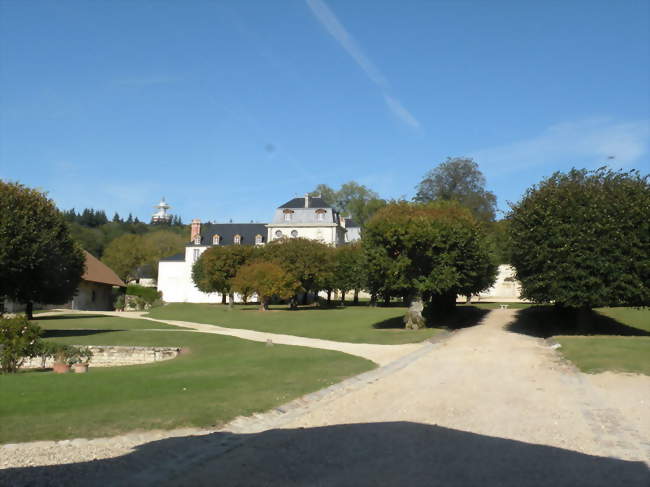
[71,281,114,311]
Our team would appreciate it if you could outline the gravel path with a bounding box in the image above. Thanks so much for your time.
[2,309,648,486]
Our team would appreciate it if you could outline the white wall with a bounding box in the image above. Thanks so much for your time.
[266,224,345,246]
[157,246,222,303]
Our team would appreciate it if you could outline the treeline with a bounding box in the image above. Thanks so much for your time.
[62,208,187,259]
[192,200,497,316]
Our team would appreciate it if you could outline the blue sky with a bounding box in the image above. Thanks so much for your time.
[1,0,648,223]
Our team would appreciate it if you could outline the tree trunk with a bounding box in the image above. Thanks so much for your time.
[290,296,298,309]
[383,294,391,306]
[221,294,226,305]
[25,301,33,320]
[259,297,267,312]
[326,290,332,305]
[370,293,377,307]
[228,293,234,309]
[353,289,359,305]
[340,290,347,307]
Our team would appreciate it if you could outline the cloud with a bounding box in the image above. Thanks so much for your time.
[471,118,649,173]
[306,0,420,129]
[384,94,421,129]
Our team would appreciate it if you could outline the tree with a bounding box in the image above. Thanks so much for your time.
[332,243,367,305]
[143,231,185,278]
[414,157,497,222]
[232,261,300,311]
[262,237,333,306]
[0,181,85,319]
[364,201,497,325]
[192,245,256,306]
[101,234,154,282]
[310,181,387,227]
[508,168,650,313]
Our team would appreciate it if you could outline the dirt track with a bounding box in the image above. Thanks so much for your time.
[1,309,648,486]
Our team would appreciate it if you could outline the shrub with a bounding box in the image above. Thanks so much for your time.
[0,315,43,373]
[47,343,89,365]
[126,284,161,303]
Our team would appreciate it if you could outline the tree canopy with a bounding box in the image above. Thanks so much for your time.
[232,261,300,311]
[364,201,497,311]
[192,244,256,305]
[0,181,85,318]
[310,181,387,227]
[414,157,497,222]
[102,231,185,281]
[508,167,650,309]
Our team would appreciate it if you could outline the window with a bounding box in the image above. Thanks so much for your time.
[255,234,263,245]
[193,248,200,262]
[316,209,326,222]
[284,212,291,221]
[212,234,220,245]
[291,230,298,238]
[275,230,283,238]
[193,235,201,245]
[234,234,241,245]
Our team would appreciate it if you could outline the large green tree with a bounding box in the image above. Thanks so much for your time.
[332,242,367,305]
[232,261,300,311]
[262,237,333,306]
[311,181,387,227]
[508,167,650,311]
[0,181,85,319]
[414,157,497,222]
[364,201,497,323]
[192,245,256,306]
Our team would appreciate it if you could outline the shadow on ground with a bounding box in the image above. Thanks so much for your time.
[373,306,490,330]
[35,314,106,321]
[2,422,647,487]
[507,307,650,338]
[42,329,120,339]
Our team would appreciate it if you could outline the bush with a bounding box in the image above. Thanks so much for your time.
[114,294,125,310]
[0,315,43,373]
[46,343,91,365]
[126,284,162,305]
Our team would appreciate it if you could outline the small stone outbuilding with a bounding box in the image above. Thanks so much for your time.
[70,251,126,311]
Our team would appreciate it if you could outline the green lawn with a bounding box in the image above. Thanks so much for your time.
[0,315,374,444]
[555,307,650,375]
[146,303,448,344]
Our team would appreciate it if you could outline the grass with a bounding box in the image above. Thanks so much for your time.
[146,303,456,344]
[507,306,649,375]
[0,315,374,444]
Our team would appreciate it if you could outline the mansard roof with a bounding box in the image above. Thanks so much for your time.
[190,222,268,246]
[278,196,331,209]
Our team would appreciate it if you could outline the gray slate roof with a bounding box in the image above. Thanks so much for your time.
[160,252,185,262]
[279,196,331,209]
[190,223,268,246]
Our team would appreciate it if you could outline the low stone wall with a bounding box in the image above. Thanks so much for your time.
[21,346,181,369]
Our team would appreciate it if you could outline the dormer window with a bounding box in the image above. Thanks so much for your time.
[255,234,263,245]
[234,234,241,245]
[283,209,294,221]
[212,234,221,245]
[193,235,201,245]
[316,209,326,222]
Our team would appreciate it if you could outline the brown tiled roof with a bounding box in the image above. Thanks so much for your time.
[82,251,126,287]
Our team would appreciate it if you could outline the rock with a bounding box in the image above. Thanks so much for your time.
[404,299,426,330]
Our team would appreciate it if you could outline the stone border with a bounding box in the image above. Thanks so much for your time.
[21,346,181,369]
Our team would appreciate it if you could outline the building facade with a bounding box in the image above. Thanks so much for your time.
[157,195,360,303]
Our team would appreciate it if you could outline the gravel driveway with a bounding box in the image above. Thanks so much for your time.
[2,309,648,486]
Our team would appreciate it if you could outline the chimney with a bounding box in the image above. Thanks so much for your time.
[304,193,309,208]
[190,219,201,242]
[340,216,346,228]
